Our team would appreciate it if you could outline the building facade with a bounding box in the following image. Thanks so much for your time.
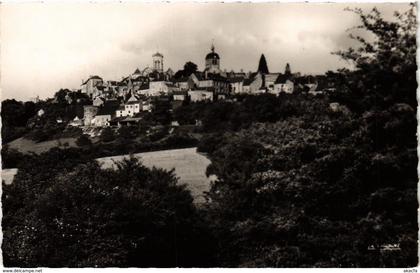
[81,76,103,98]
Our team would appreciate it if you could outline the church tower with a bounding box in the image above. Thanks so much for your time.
[205,43,221,74]
[152,52,164,73]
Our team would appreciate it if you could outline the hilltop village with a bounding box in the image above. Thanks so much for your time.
[3,4,417,268]
[51,44,334,129]
[2,43,342,155]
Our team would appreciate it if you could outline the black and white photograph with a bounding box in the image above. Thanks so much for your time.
[0,1,418,268]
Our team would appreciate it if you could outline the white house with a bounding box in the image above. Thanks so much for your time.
[116,106,126,118]
[273,74,294,94]
[116,102,142,118]
[69,116,83,127]
[90,101,119,127]
[229,77,244,94]
[264,73,280,92]
[91,114,111,127]
[125,101,142,116]
[243,73,263,94]
[149,81,174,96]
[93,97,105,107]
[188,90,214,102]
[173,91,188,101]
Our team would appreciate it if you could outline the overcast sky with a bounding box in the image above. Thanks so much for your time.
[1,2,410,100]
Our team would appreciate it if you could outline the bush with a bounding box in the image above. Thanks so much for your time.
[117,125,136,140]
[76,134,92,147]
[163,134,198,148]
[100,127,115,143]
[149,127,168,142]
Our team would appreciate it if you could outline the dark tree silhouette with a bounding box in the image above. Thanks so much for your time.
[257,54,269,74]
[174,61,198,79]
[285,63,291,76]
[183,61,198,76]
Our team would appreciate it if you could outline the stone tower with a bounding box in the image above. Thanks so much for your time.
[83,105,99,126]
[152,52,164,73]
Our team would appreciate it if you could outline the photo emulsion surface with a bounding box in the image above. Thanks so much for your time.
[1,2,417,268]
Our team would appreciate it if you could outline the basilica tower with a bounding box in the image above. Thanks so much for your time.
[152,52,164,73]
[205,44,221,74]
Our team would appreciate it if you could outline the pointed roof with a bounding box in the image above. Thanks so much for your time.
[127,93,140,102]
[133,68,141,74]
[153,52,163,58]
[243,78,254,86]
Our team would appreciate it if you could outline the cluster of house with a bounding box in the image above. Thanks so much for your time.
[69,44,332,128]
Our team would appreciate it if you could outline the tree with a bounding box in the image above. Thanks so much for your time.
[285,63,291,76]
[76,134,92,147]
[1,99,39,143]
[174,70,185,79]
[183,61,198,76]
[3,157,216,267]
[100,127,115,143]
[54,89,72,104]
[174,61,198,79]
[257,54,269,74]
[117,125,135,140]
[149,99,172,125]
[334,4,416,111]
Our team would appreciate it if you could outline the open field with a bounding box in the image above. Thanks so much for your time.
[97,147,216,203]
[2,168,18,185]
[7,137,78,154]
[2,146,214,203]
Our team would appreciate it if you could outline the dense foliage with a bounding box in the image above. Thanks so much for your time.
[174,93,311,132]
[1,100,38,143]
[201,5,417,267]
[1,89,89,144]
[174,61,199,79]
[3,151,215,267]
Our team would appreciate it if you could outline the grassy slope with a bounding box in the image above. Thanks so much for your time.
[97,147,216,203]
[7,137,78,154]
